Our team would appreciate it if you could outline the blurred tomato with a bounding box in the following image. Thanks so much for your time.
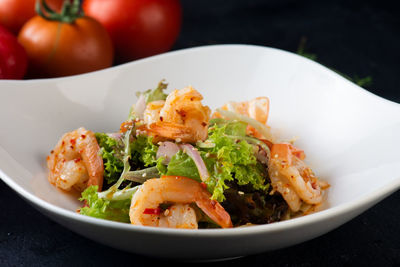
[0,24,27,79]
[83,0,182,63]
[0,0,64,34]
[18,0,113,78]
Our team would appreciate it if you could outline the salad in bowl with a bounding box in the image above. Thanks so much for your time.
[46,80,329,229]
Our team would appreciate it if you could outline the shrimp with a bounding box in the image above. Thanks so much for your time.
[143,100,165,125]
[129,176,233,228]
[141,86,211,143]
[214,96,271,139]
[268,143,328,212]
[158,204,198,229]
[46,127,104,192]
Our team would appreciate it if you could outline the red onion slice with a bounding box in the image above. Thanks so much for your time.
[180,143,210,182]
[156,141,180,164]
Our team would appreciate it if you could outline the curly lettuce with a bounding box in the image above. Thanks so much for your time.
[95,133,124,184]
[79,186,131,223]
[204,122,268,201]
[130,135,159,167]
[160,120,268,202]
[81,129,141,222]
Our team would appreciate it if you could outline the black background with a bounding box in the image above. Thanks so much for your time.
[1,0,400,266]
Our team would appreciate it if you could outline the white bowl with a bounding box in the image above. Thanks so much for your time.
[1,45,400,261]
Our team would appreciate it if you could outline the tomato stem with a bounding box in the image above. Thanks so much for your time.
[36,0,83,23]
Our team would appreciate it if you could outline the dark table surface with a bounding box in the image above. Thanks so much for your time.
[1,0,400,266]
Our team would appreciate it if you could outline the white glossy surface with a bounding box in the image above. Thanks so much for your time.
[1,45,400,260]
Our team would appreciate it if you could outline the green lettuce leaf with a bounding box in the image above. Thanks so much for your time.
[165,151,201,181]
[138,80,168,104]
[160,122,268,202]
[130,135,159,167]
[95,133,124,184]
[79,186,130,223]
[209,118,247,136]
[203,123,268,201]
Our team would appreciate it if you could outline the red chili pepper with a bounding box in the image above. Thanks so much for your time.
[143,208,161,215]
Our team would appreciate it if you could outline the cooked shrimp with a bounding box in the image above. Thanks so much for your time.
[143,100,165,125]
[214,97,271,139]
[47,127,104,192]
[130,176,233,228]
[158,204,198,229]
[142,86,211,143]
[268,143,327,211]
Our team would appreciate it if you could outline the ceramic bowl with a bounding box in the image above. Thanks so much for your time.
[1,45,400,261]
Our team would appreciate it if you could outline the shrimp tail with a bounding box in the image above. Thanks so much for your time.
[195,196,233,228]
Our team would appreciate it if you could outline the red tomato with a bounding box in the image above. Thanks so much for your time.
[0,24,27,79]
[18,15,114,78]
[83,0,182,63]
[0,0,64,34]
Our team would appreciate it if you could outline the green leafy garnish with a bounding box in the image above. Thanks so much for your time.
[82,129,136,220]
[79,186,131,223]
[160,121,268,202]
[137,80,168,104]
[130,135,159,167]
[204,124,267,201]
[209,119,247,136]
[95,133,124,184]
[164,151,201,180]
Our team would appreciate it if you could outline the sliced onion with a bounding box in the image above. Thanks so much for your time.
[180,144,210,182]
[225,134,271,161]
[156,141,180,164]
[134,94,146,120]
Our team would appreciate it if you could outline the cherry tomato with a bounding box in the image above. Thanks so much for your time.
[83,0,182,63]
[18,1,114,78]
[0,0,64,34]
[0,24,27,79]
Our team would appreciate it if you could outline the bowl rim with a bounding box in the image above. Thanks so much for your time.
[1,44,400,237]
[1,44,399,112]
